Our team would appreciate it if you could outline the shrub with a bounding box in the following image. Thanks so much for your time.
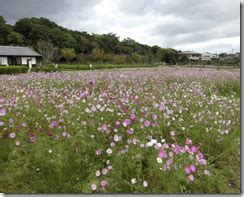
[0,66,28,75]
[32,66,60,73]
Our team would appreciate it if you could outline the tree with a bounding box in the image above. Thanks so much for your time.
[61,48,76,63]
[177,54,189,65]
[7,31,24,45]
[0,16,23,45]
[157,48,177,65]
[37,40,60,65]
[91,48,105,63]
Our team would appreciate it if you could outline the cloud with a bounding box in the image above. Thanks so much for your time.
[0,0,240,53]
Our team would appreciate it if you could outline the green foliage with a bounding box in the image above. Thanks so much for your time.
[58,63,157,71]
[32,66,60,73]
[157,48,177,64]
[61,48,76,63]
[0,66,28,74]
[0,18,23,45]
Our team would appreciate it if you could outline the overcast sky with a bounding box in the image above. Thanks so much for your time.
[0,0,240,53]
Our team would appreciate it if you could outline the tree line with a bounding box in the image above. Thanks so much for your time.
[0,16,179,65]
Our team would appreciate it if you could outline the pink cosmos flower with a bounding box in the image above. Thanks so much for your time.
[185,138,192,145]
[50,121,57,128]
[96,149,102,155]
[29,136,36,143]
[91,183,97,191]
[127,128,134,134]
[130,113,136,120]
[144,120,150,127]
[184,166,191,174]
[163,143,169,149]
[170,131,176,136]
[188,174,195,182]
[166,159,173,166]
[100,180,108,187]
[9,132,16,139]
[204,170,210,176]
[15,141,21,146]
[107,165,112,170]
[0,121,4,126]
[189,164,197,172]
[197,152,204,159]
[198,159,207,165]
[173,144,181,154]
[152,114,158,120]
[0,109,6,116]
[102,168,108,175]
[101,124,108,131]
[123,119,131,127]
[188,146,198,154]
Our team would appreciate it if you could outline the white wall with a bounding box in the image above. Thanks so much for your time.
[0,57,8,65]
[21,57,36,65]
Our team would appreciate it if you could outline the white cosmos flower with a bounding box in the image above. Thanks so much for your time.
[146,142,153,147]
[157,157,163,163]
[114,134,119,142]
[131,178,137,184]
[151,139,157,144]
[106,148,112,155]
[143,181,148,187]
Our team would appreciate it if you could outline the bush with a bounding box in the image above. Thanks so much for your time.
[32,66,60,73]
[0,66,28,74]
[58,63,158,71]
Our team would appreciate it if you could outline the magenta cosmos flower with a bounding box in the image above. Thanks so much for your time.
[158,150,166,158]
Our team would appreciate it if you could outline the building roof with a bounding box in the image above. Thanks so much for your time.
[0,46,42,57]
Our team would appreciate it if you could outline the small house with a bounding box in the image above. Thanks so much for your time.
[202,52,219,61]
[178,51,202,60]
[0,46,42,66]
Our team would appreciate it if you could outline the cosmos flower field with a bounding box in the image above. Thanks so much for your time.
[0,67,240,193]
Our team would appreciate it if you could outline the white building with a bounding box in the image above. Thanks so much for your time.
[0,46,42,66]
[178,51,202,60]
[201,52,219,61]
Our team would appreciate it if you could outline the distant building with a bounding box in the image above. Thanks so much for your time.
[0,46,42,66]
[201,52,219,61]
[234,52,240,58]
[178,51,202,60]
[219,52,239,59]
